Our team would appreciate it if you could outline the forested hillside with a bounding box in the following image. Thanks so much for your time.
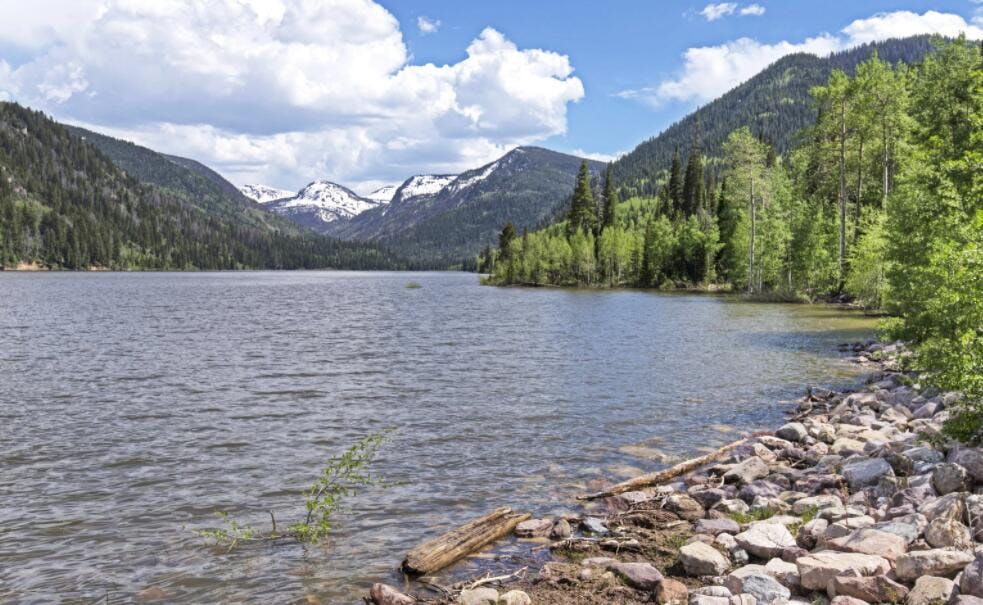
[612,36,934,198]
[0,103,406,270]
[488,37,982,438]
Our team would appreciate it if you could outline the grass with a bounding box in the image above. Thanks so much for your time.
[405,281,422,289]
[728,506,777,525]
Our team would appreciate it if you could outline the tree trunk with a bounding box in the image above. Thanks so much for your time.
[402,507,531,575]
[855,136,864,242]
[882,123,890,206]
[838,102,847,292]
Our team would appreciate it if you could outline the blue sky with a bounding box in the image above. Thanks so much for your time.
[0,1,981,193]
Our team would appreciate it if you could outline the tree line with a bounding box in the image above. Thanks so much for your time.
[486,38,982,441]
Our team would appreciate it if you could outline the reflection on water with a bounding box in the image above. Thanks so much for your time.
[0,272,875,603]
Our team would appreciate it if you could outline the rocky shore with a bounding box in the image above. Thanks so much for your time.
[369,342,981,605]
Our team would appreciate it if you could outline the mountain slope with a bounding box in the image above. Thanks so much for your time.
[1,103,406,270]
[324,147,606,267]
[240,184,294,204]
[265,180,384,230]
[612,36,934,196]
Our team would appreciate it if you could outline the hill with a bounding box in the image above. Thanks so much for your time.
[0,103,406,270]
[612,36,934,196]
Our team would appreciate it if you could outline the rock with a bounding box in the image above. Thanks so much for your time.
[725,566,768,594]
[950,447,983,482]
[765,558,800,590]
[658,579,690,605]
[582,517,609,534]
[830,596,869,605]
[960,553,983,598]
[796,551,891,591]
[967,495,983,539]
[895,549,975,581]
[798,518,829,550]
[951,597,983,605]
[933,463,972,495]
[826,528,908,561]
[871,521,921,543]
[499,591,531,605]
[925,517,972,549]
[905,576,955,605]
[793,495,842,515]
[730,595,757,605]
[739,573,791,605]
[735,522,797,559]
[370,584,416,605]
[717,499,751,515]
[691,487,729,509]
[514,518,552,537]
[828,571,909,603]
[690,597,730,605]
[610,561,664,591]
[696,518,742,536]
[725,457,771,485]
[458,588,498,605]
[694,586,734,598]
[668,494,707,521]
[923,492,968,524]
[822,516,876,543]
[551,518,572,539]
[777,423,809,443]
[681,541,731,576]
[841,458,894,490]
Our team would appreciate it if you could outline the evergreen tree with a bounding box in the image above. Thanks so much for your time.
[567,161,596,236]
[682,146,705,216]
[498,222,517,261]
[668,148,683,213]
[600,165,617,230]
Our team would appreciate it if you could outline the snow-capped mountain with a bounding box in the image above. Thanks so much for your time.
[365,184,398,204]
[239,184,295,204]
[390,174,457,206]
[264,180,384,229]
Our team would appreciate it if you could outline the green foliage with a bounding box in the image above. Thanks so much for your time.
[195,511,258,552]
[728,506,777,525]
[845,210,890,309]
[567,161,597,237]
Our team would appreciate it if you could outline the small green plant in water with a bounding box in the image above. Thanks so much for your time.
[196,431,389,549]
[405,281,422,289]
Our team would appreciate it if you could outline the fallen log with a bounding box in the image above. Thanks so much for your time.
[402,507,530,575]
[578,437,749,500]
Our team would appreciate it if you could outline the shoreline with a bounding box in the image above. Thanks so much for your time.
[368,341,980,605]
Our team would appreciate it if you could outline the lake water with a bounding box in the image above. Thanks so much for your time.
[0,272,876,604]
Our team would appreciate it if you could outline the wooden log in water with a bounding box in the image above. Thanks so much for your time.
[402,507,530,575]
[578,437,749,500]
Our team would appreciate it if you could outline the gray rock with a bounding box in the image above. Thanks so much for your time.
[952,597,983,605]
[730,595,757,605]
[610,561,664,591]
[826,528,908,561]
[740,573,791,605]
[793,495,842,515]
[668,494,707,521]
[933,463,972,495]
[690,597,731,605]
[895,548,975,581]
[370,583,416,605]
[829,597,867,605]
[798,518,829,550]
[681,542,731,576]
[960,552,983,598]
[696,518,742,536]
[923,492,968,524]
[870,521,920,543]
[765,558,800,590]
[735,522,797,559]
[551,518,572,539]
[777,423,809,443]
[458,587,498,605]
[950,448,983,482]
[905,576,955,605]
[499,591,531,605]
[828,570,909,603]
[725,457,771,486]
[842,458,894,490]
[925,517,972,549]
[693,586,734,598]
[514,518,552,537]
[582,517,608,534]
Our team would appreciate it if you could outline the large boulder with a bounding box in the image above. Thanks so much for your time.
[667,494,707,521]
[949,447,983,482]
[370,584,416,605]
[960,553,983,598]
[458,588,498,605]
[739,573,791,605]
[841,458,894,490]
[933,463,972,495]
[499,592,531,605]
[657,578,689,605]
[680,542,731,576]
[826,528,908,561]
[514,518,553,537]
[922,492,968,523]
[906,576,956,605]
[895,549,974,581]
[792,495,842,515]
[924,517,972,549]
[796,551,891,591]
[735,522,797,559]
[776,423,809,443]
[696,518,742,536]
[765,558,800,591]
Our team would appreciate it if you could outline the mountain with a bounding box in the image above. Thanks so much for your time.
[264,180,384,231]
[321,147,606,267]
[612,36,935,196]
[240,184,294,204]
[1,102,407,270]
[365,184,398,204]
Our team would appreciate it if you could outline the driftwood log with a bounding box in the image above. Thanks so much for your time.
[578,437,749,500]
[402,507,530,575]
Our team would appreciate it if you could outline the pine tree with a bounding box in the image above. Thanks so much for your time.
[682,147,704,216]
[567,160,596,236]
[498,222,516,261]
[600,165,617,230]
[668,148,683,213]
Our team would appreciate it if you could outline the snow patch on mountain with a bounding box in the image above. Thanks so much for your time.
[446,161,498,194]
[240,184,295,204]
[269,180,382,222]
[394,174,457,203]
[366,185,398,204]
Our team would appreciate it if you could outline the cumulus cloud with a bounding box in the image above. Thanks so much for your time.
[0,0,584,191]
[740,4,765,17]
[570,148,625,163]
[417,16,441,35]
[700,3,738,21]
[622,9,983,107]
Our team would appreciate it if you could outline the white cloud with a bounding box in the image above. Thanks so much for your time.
[417,15,441,35]
[740,4,765,17]
[700,3,738,21]
[621,9,983,107]
[0,0,584,191]
[570,148,625,163]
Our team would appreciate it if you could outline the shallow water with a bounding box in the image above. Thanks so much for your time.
[0,271,876,604]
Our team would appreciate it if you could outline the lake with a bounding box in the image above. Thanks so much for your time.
[0,271,876,603]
